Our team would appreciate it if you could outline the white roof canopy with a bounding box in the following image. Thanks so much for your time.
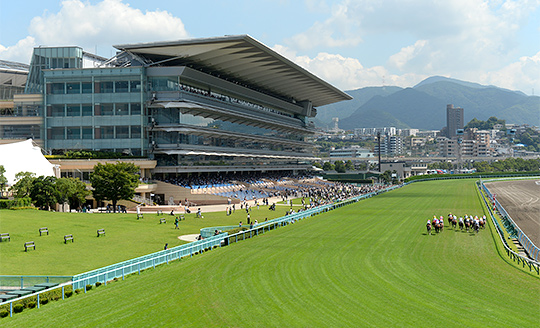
[0,139,56,186]
[114,35,352,108]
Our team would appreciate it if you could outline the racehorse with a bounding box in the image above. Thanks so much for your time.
[464,218,471,232]
[451,217,457,229]
[458,219,464,230]
[479,218,485,229]
[426,222,432,235]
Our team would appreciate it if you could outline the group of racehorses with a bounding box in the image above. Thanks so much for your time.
[426,214,486,235]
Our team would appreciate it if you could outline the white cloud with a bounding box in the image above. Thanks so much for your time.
[284,0,540,94]
[479,51,540,94]
[273,43,427,90]
[1,0,189,62]
[0,37,37,64]
[288,1,362,50]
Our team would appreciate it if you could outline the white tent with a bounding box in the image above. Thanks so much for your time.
[0,139,56,186]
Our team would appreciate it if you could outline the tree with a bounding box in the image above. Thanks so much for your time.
[90,162,139,212]
[56,177,90,211]
[345,160,355,171]
[322,161,335,171]
[29,176,59,210]
[0,165,7,195]
[334,160,346,173]
[10,172,36,198]
[380,170,392,184]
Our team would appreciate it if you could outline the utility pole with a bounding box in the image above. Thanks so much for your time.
[377,131,381,173]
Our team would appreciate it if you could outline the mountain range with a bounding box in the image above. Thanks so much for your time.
[316,76,540,131]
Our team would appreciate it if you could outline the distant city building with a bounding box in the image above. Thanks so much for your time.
[329,145,374,159]
[446,104,464,138]
[374,134,403,156]
[416,130,439,138]
[399,128,419,137]
[354,127,396,136]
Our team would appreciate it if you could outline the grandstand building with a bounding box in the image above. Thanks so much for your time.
[1,35,352,204]
[19,36,350,176]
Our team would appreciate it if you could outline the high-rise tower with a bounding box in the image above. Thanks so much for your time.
[446,104,464,138]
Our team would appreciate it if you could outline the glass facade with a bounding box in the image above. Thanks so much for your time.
[43,66,145,155]
[28,45,319,172]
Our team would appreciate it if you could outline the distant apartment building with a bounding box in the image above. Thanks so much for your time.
[354,126,396,136]
[329,145,374,159]
[375,134,403,156]
[416,130,439,138]
[446,104,464,138]
[439,135,492,158]
[399,128,419,137]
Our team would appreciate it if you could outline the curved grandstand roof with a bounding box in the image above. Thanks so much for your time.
[114,35,352,107]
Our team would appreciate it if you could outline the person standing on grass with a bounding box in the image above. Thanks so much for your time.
[174,216,179,229]
[164,243,169,250]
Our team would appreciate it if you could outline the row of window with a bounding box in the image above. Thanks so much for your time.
[48,103,142,117]
[48,80,142,95]
[49,126,142,140]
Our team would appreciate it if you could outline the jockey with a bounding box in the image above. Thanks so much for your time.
[427,220,431,225]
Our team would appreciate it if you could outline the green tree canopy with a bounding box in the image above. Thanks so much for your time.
[10,172,36,198]
[334,160,346,173]
[90,162,140,212]
[29,176,59,210]
[322,162,335,171]
[56,177,90,211]
[0,165,7,193]
[345,160,355,171]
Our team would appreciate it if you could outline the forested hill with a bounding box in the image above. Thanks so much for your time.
[317,76,539,130]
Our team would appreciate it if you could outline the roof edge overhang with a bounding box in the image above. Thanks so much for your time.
[113,35,352,107]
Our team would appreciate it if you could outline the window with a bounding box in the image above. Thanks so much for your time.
[82,82,92,94]
[115,81,129,93]
[131,126,141,138]
[51,127,64,140]
[131,103,141,115]
[100,82,113,93]
[51,105,64,117]
[67,127,80,139]
[101,126,114,139]
[82,105,92,116]
[101,104,114,116]
[130,80,141,93]
[115,103,129,115]
[66,82,80,94]
[116,126,129,138]
[51,83,64,94]
[82,127,93,139]
[66,105,80,116]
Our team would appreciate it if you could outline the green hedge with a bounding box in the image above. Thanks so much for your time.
[0,197,33,209]
[404,171,540,183]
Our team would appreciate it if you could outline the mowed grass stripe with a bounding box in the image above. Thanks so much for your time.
[3,179,539,327]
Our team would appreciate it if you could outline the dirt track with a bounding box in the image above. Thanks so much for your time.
[484,179,540,247]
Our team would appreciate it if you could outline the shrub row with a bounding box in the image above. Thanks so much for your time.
[0,285,73,318]
[0,197,33,209]
[404,171,540,183]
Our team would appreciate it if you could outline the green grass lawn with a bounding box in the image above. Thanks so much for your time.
[0,205,280,275]
[2,179,539,327]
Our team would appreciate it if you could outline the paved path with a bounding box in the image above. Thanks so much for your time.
[178,234,199,242]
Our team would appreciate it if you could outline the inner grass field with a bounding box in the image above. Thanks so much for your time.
[2,179,540,327]
[0,204,282,275]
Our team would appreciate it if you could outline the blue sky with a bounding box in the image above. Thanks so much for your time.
[1,0,539,95]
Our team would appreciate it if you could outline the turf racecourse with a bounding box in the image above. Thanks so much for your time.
[3,179,540,327]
